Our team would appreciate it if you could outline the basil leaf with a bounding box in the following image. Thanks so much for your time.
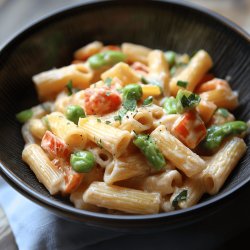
[177,80,188,88]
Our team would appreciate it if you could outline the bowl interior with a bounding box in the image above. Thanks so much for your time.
[0,0,249,226]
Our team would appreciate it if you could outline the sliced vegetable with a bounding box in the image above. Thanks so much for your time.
[66,105,85,124]
[163,97,177,114]
[88,50,126,69]
[202,121,247,150]
[133,134,166,170]
[123,84,142,101]
[176,89,201,114]
[172,111,206,149]
[16,109,33,123]
[84,86,121,115]
[41,130,70,158]
[70,151,95,173]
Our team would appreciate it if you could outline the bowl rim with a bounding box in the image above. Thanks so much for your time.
[0,0,249,222]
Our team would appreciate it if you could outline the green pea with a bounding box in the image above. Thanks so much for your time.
[66,105,85,124]
[163,97,177,114]
[88,50,126,69]
[202,121,248,150]
[70,151,95,173]
[133,134,166,170]
[123,84,142,101]
[165,51,176,67]
[16,109,33,123]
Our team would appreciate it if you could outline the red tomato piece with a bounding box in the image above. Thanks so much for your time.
[41,131,70,159]
[172,111,207,149]
[84,86,122,115]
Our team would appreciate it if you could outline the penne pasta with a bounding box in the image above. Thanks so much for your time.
[104,153,150,184]
[83,181,161,214]
[151,125,206,177]
[22,144,63,194]
[46,112,87,150]
[78,117,132,157]
[121,42,152,64]
[170,50,213,96]
[203,137,247,195]
[33,64,93,101]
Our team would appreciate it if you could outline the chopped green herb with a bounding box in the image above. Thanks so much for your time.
[141,76,149,85]
[163,97,177,114]
[217,108,229,118]
[172,189,188,209]
[177,80,188,88]
[143,96,153,106]
[176,89,201,113]
[16,109,33,123]
[123,99,137,112]
[114,115,122,123]
[105,121,111,125]
[66,80,73,96]
[97,118,101,123]
[105,77,112,87]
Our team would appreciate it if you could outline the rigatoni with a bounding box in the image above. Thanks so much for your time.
[83,182,161,214]
[33,64,93,101]
[22,144,63,194]
[151,125,206,177]
[46,112,87,150]
[78,117,132,157]
[203,137,247,195]
[170,50,213,96]
[104,153,150,184]
[121,42,151,64]
[147,50,170,95]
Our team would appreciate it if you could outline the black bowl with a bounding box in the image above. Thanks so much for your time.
[0,0,249,231]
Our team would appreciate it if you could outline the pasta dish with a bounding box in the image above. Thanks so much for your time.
[16,42,248,214]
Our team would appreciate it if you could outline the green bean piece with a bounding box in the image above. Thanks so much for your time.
[202,121,248,150]
[176,89,200,114]
[165,51,176,67]
[163,97,177,114]
[88,50,126,69]
[66,105,85,124]
[16,109,33,123]
[70,151,95,173]
[133,134,166,170]
[123,84,143,101]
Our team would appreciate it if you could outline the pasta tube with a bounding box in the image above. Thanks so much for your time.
[22,144,63,194]
[121,43,152,64]
[147,50,170,95]
[83,182,161,214]
[170,50,213,96]
[78,117,132,157]
[142,169,182,196]
[46,112,87,149]
[104,153,150,184]
[203,137,247,194]
[151,125,206,177]
[33,64,93,101]
[101,62,140,86]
